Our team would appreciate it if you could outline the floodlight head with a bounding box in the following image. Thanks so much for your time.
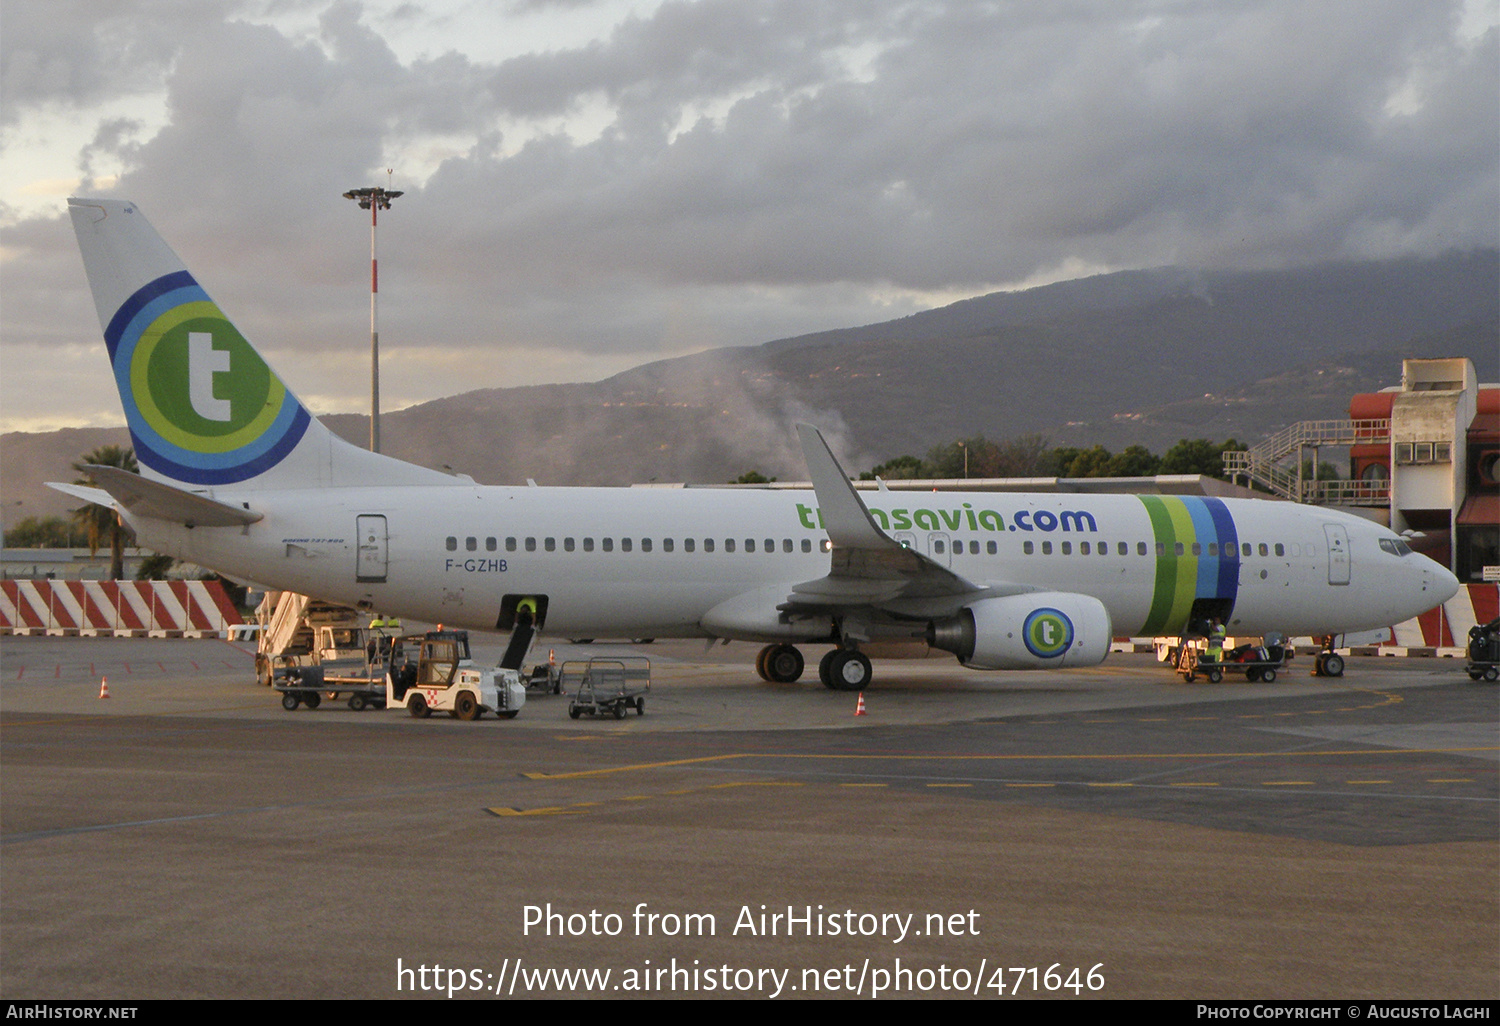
[344,186,401,211]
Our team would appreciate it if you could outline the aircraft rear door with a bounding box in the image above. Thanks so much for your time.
[356,515,388,583]
[1323,523,1350,586]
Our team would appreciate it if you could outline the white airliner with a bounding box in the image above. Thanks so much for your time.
[54,198,1459,689]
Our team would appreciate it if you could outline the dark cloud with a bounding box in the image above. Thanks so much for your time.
[0,0,228,124]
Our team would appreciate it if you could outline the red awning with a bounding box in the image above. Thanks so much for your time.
[1457,493,1499,526]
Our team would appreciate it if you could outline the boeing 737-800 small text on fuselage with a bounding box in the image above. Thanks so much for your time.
[53,199,1459,689]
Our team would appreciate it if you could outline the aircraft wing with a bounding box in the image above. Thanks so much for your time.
[48,465,263,528]
[783,425,1031,616]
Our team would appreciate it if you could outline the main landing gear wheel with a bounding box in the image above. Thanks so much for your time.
[818,649,841,689]
[764,644,804,684]
[827,650,872,691]
[755,646,772,682]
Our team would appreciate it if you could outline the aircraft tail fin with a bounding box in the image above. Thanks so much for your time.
[67,198,456,492]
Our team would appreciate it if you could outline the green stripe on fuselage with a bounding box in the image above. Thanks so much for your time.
[1139,496,1200,635]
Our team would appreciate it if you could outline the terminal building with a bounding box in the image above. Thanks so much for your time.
[1226,357,1498,585]
[1224,357,1497,651]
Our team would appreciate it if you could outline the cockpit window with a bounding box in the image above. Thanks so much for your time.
[1379,538,1412,556]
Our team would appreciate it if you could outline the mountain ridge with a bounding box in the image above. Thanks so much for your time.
[5,250,1495,519]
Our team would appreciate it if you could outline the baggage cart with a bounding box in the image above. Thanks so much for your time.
[563,657,651,719]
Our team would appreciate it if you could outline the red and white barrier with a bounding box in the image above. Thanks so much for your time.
[0,580,243,637]
[1111,585,1499,659]
[1380,584,1498,656]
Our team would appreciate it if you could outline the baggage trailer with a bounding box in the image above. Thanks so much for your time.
[275,675,386,711]
[563,657,650,719]
[1178,635,1293,683]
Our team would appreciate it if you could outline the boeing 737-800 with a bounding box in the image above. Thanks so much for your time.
[53,198,1459,689]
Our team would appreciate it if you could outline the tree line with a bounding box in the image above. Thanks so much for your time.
[3,445,158,580]
[859,434,1249,481]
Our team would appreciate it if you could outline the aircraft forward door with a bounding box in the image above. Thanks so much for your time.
[356,515,388,583]
[1323,524,1350,586]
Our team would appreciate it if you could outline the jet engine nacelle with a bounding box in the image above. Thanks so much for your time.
[928,592,1112,670]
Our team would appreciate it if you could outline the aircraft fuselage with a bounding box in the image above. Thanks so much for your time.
[138,484,1441,642]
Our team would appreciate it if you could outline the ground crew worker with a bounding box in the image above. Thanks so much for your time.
[1207,620,1226,663]
[368,615,396,661]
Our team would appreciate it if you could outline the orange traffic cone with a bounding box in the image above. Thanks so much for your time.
[549,648,556,666]
[99,676,110,699]
[854,692,866,716]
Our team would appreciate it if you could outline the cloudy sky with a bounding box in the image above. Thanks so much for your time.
[2,0,1496,433]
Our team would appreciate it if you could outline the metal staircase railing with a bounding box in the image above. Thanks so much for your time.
[1223,419,1390,504]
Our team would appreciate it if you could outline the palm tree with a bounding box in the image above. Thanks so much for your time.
[71,445,138,580]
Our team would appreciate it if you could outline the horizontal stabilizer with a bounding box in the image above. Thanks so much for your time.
[48,465,263,528]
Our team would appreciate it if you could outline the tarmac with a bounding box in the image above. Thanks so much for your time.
[1,633,1495,999]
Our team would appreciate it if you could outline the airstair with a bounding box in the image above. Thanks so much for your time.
[253,591,366,685]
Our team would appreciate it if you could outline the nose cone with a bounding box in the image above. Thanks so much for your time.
[1426,559,1462,606]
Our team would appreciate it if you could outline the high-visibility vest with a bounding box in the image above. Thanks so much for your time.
[1208,626,1225,659]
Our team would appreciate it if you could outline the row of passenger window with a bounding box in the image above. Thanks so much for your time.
[445,533,1314,558]
[1020,540,1303,557]
[446,535,833,554]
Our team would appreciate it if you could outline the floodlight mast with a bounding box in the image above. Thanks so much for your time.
[341,182,403,452]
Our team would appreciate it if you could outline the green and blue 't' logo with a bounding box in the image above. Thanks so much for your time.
[1023,607,1074,659]
[105,271,309,485]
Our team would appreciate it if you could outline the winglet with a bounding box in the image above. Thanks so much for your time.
[795,424,890,549]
